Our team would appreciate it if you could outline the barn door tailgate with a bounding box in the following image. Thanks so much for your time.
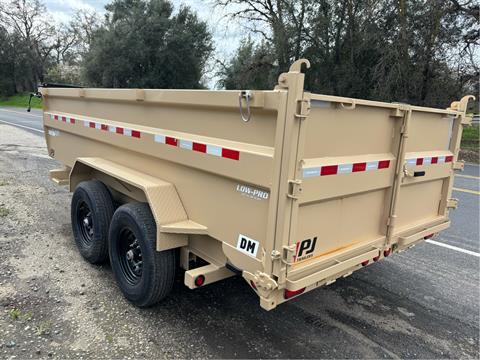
[283,94,471,292]
[392,99,473,245]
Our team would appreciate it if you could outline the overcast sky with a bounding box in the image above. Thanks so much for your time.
[44,0,245,82]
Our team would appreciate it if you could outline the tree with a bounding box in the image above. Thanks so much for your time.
[0,0,56,87]
[215,0,311,73]
[218,38,276,89]
[217,0,478,108]
[82,0,213,89]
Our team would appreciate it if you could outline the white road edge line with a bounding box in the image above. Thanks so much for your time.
[0,108,42,118]
[425,239,480,257]
[0,119,44,133]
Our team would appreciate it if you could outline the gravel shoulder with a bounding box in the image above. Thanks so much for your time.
[0,124,479,359]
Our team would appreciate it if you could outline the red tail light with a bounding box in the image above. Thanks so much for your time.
[373,255,380,262]
[384,249,391,257]
[361,260,369,266]
[284,287,306,299]
[194,275,205,287]
[424,233,434,239]
[250,281,257,290]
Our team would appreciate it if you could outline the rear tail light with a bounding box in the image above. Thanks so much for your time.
[194,275,205,287]
[384,249,391,257]
[250,281,257,290]
[373,255,380,262]
[284,287,306,299]
[361,260,369,266]
[424,233,434,239]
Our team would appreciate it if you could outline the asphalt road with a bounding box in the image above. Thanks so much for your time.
[0,107,479,359]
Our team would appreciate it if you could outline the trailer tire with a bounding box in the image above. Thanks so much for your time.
[71,180,114,264]
[108,203,175,307]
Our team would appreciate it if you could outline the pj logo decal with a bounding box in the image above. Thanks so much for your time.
[295,237,317,262]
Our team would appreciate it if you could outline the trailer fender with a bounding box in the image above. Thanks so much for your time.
[69,157,201,251]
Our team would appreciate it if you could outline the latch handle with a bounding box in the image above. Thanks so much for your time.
[287,179,302,199]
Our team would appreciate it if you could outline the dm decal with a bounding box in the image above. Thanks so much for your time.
[237,234,260,257]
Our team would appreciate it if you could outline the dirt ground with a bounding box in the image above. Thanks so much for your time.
[0,127,214,359]
[1,125,479,359]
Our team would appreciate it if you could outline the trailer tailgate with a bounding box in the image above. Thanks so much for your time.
[285,95,461,285]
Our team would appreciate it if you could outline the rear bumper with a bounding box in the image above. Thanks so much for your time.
[248,219,451,310]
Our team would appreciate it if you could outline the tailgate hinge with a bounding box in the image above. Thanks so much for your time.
[287,179,303,199]
[453,160,464,171]
[447,198,458,209]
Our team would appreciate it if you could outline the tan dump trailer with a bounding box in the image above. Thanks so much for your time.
[41,59,474,310]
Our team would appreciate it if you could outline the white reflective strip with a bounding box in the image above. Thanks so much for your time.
[366,161,379,171]
[438,156,446,163]
[311,100,331,108]
[303,168,321,178]
[338,164,353,174]
[180,140,193,150]
[124,129,132,137]
[206,144,222,156]
[154,134,166,143]
[95,123,101,130]
[109,126,116,133]
[423,157,432,165]
[83,120,89,127]
[48,129,60,137]
[406,158,417,166]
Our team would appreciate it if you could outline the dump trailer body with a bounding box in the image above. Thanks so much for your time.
[41,60,473,310]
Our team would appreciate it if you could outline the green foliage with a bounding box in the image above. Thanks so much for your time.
[219,38,276,90]
[83,0,213,89]
[217,0,478,108]
[0,94,42,109]
[462,125,479,151]
[34,321,52,336]
[45,65,82,85]
[0,206,10,217]
[9,308,21,320]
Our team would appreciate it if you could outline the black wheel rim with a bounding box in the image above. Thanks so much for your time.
[77,201,94,246]
[118,227,143,285]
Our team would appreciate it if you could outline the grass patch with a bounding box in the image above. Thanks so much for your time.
[0,180,8,186]
[34,321,52,336]
[462,124,479,151]
[9,308,22,320]
[0,206,9,217]
[0,94,42,109]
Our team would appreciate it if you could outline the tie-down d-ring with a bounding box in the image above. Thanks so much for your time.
[239,90,253,122]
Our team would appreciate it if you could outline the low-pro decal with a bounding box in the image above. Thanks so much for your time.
[237,234,260,257]
[236,184,269,201]
[294,237,317,262]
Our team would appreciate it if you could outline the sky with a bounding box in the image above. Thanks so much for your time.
[44,0,245,87]
[45,0,243,57]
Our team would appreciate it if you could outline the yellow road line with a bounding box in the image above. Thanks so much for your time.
[455,174,480,180]
[452,187,480,195]
[0,108,42,118]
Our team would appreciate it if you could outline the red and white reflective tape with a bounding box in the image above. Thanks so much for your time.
[303,160,390,178]
[82,120,141,138]
[154,135,240,160]
[47,113,240,161]
[51,114,75,124]
[405,156,453,166]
